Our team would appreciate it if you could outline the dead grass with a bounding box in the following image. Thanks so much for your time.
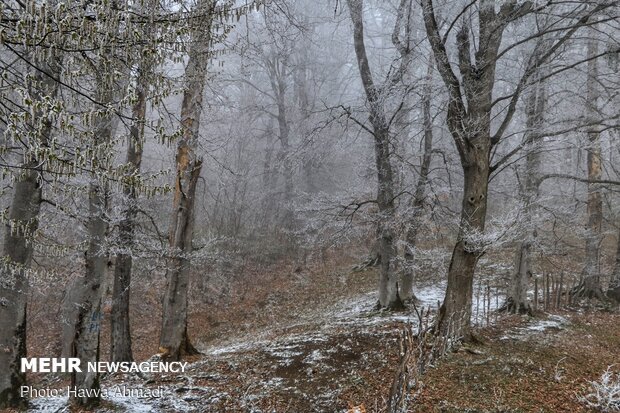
[413,311,620,413]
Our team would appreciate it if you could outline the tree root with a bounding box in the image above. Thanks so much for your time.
[570,282,606,301]
[498,297,533,315]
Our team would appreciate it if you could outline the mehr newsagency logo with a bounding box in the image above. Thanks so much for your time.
[21,357,187,373]
[20,357,187,398]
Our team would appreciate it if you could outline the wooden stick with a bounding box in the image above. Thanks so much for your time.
[555,271,564,308]
[545,272,551,311]
[486,283,491,326]
[534,277,538,312]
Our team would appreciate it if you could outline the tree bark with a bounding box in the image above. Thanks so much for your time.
[110,0,157,362]
[422,0,509,338]
[347,0,403,310]
[159,1,213,361]
[110,67,148,363]
[70,87,118,407]
[0,173,41,409]
[401,59,434,302]
[573,31,604,300]
[609,224,620,302]
[0,54,60,408]
[261,124,278,229]
[505,73,546,314]
[438,151,490,338]
[266,54,295,234]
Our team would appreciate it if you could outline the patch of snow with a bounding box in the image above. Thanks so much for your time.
[500,314,569,341]
[28,396,69,412]
[524,314,568,332]
[416,283,446,309]
[107,394,156,412]
[206,340,258,356]
[304,349,327,364]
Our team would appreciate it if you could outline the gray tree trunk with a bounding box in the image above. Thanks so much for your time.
[609,224,620,302]
[0,55,60,408]
[420,0,590,337]
[110,64,149,363]
[573,31,605,300]
[70,87,118,407]
[347,0,403,310]
[400,59,434,302]
[0,174,41,409]
[261,120,278,230]
[266,55,295,234]
[110,0,157,361]
[423,0,507,338]
[159,1,213,360]
[505,73,546,314]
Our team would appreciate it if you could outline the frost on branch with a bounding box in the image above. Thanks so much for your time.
[460,206,522,255]
[579,367,620,412]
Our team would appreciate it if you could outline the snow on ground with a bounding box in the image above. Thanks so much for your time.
[25,281,513,412]
[28,392,158,413]
[28,396,69,413]
[500,314,570,341]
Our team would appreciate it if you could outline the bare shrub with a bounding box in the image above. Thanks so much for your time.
[579,366,620,412]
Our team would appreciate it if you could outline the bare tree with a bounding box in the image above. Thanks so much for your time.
[573,29,605,300]
[346,0,414,309]
[0,52,61,408]
[504,71,547,314]
[110,0,159,364]
[159,0,214,361]
[421,0,612,338]
[69,77,121,408]
[400,58,434,302]
[610,224,620,301]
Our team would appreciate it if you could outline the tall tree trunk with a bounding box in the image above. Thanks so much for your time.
[267,55,295,234]
[505,73,546,314]
[422,0,546,339]
[70,86,118,407]
[0,175,41,409]
[0,55,60,408]
[375,127,402,309]
[609,224,620,302]
[110,0,157,362]
[110,68,148,363]
[438,149,490,338]
[159,1,213,361]
[401,59,434,302]
[573,32,604,300]
[261,123,278,229]
[347,0,403,310]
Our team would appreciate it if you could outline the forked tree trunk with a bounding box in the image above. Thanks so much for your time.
[347,0,403,310]
[159,1,213,360]
[422,0,553,339]
[573,32,604,300]
[0,55,60,408]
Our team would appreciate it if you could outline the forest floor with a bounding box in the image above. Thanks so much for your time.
[11,259,620,413]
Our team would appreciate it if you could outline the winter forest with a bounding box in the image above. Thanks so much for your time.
[0,0,619,411]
